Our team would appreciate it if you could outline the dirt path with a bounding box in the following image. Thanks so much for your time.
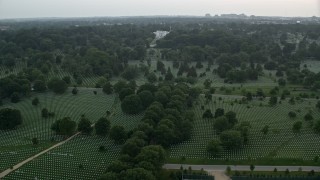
[0,132,81,179]
[208,171,231,180]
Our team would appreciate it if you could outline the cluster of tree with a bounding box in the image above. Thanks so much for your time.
[0,108,22,130]
[205,108,251,156]
[0,25,151,78]
[100,82,200,179]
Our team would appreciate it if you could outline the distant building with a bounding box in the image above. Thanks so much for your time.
[0,26,9,31]
[205,13,211,17]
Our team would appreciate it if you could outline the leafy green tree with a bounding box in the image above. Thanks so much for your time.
[203,79,212,89]
[32,97,39,106]
[304,113,313,121]
[10,92,20,103]
[121,94,143,114]
[288,111,296,118]
[225,111,237,126]
[250,164,255,172]
[313,120,320,134]
[41,108,49,118]
[261,125,269,135]
[119,88,134,101]
[147,73,157,83]
[32,137,39,145]
[0,108,22,130]
[78,117,93,135]
[102,82,113,94]
[278,78,286,86]
[48,78,68,94]
[51,117,77,136]
[95,117,111,136]
[110,126,127,144]
[62,76,71,85]
[214,108,224,118]
[214,116,230,132]
[120,168,155,180]
[121,137,146,157]
[269,96,278,106]
[72,87,78,95]
[220,130,243,150]
[113,80,127,93]
[33,80,47,92]
[293,121,302,133]
[135,145,166,170]
[206,139,223,157]
[99,172,118,180]
[316,101,320,110]
[138,90,154,109]
[202,109,213,119]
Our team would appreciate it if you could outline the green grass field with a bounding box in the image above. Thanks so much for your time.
[169,95,320,162]
[0,88,116,171]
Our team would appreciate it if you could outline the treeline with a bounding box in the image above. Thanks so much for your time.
[100,81,200,179]
[158,23,320,86]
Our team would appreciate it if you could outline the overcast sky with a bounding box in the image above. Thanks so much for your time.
[0,0,319,19]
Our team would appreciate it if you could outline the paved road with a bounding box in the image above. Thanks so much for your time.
[164,164,320,172]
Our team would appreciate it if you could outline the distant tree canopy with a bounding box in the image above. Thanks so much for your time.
[51,117,77,136]
[0,108,22,130]
[95,117,111,136]
[121,94,143,114]
[48,78,68,94]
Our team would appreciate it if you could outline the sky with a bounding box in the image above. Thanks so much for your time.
[0,0,319,19]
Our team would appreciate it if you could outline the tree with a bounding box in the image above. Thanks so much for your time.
[313,120,320,134]
[78,117,93,135]
[147,73,157,83]
[304,113,313,121]
[10,92,20,103]
[41,108,49,118]
[220,130,243,150]
[316,101,320,110]
[0,108,22,130]
[62,76,71,85]
[103,82,113,94]
[138,90,154,109]
[202,109,213,119]
[214,116,230,132]
[250,164,255,172]
[293,121,302,133]
[214,108,224,118]
[51,117,77,136]
[121,94,143,114]
[32,97,39,106]
[286,111,296,119]
[72,87,78,95]
[95,117,111,136]
[206,139,223,157]
[110,126,127,144]
[203,79,212,89]
[114,80,127,93]
[261,125,269,135]
[225,111,237,126]
[33,80,47,92]
[269,96,278,106]
[119,88,134,101]
[48,78,68,94]
[135,145,166,170]
[120,168,155,180]
[278,78,286,86]
[32,137,39,145]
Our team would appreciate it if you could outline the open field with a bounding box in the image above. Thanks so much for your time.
[0,88,116,171]
[2,135,121,180]
[169,95,320,162]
